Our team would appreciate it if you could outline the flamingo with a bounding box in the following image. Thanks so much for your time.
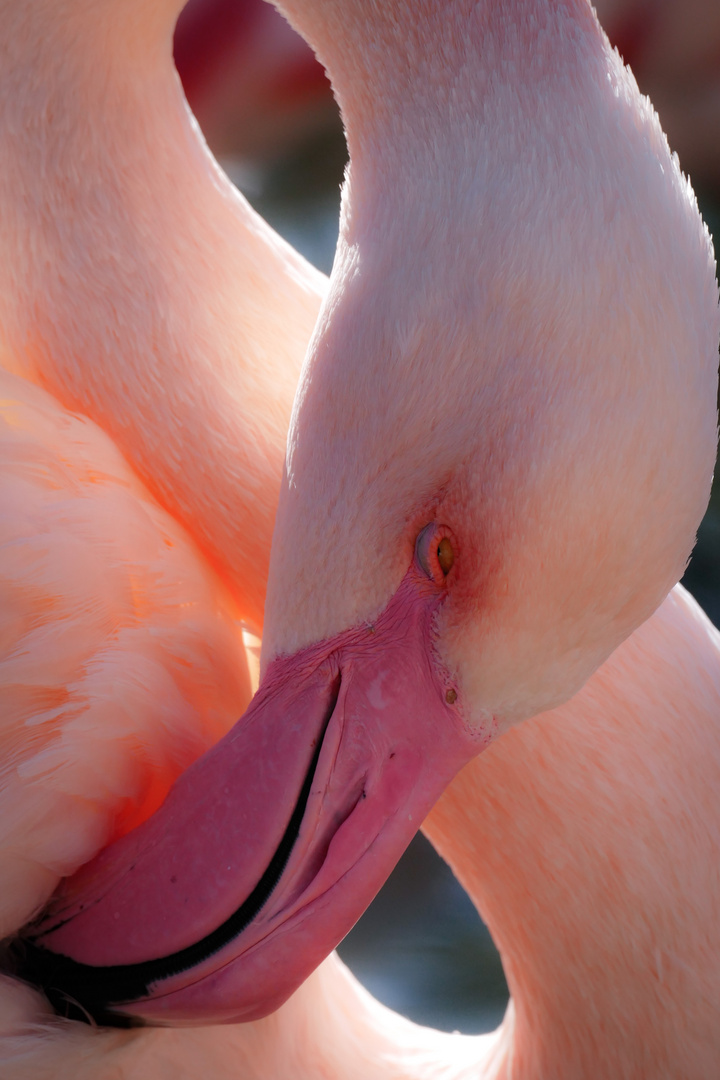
[2,0,720,1076]
[0,0,321,1008]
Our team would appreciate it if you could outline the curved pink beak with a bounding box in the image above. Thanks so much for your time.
[16,563,489,1026]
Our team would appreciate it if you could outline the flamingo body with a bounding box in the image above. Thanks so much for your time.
[1,0,719,1074]
[0,368,252,938]
[0,0,323,1012]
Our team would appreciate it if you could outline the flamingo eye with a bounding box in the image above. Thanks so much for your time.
[415,524,455,583]
[437,536,454,574]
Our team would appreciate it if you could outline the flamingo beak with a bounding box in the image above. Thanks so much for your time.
[15,564,489,1026]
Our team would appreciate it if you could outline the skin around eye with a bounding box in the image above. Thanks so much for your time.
[415,524,454,584]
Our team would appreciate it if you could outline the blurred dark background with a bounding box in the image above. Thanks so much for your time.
[174,0,720,1034]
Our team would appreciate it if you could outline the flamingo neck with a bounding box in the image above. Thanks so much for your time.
[0,0,182,64]
[424,587,720,1078]
[275,0,597,161]
[0,1,325,632]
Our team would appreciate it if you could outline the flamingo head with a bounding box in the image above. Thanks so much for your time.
[265,140,718,732]
[17,0,719,1029]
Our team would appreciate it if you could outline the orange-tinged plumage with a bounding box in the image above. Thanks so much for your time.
[1,0,720,1075]
[0,367,254,938]
[0,0,324,943]
[0,0,325,634]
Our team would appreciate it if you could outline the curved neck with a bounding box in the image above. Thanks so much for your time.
[0,0,182,75]
[424,586,720,1077]
[0,0,325,632]
[274,0,597,161]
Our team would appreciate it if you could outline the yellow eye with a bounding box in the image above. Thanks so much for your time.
[437,537,454,575]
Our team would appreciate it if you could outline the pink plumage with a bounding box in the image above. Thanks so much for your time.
[1,0,719,1075]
